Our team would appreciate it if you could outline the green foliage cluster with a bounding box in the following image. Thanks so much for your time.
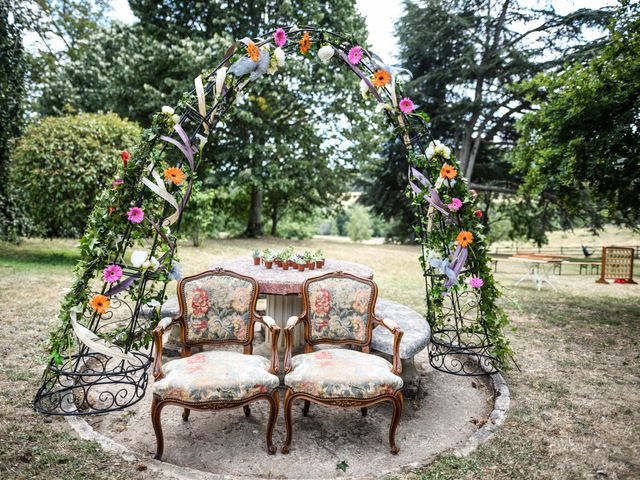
[511,2,640,240]
[0,2,29,242]
[345,204,373,242]
[11,113,142,237]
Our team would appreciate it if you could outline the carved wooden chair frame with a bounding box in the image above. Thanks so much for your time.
[282,271,404,454]
[151,268,280,459]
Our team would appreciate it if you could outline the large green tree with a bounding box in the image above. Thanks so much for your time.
[509,1,640,242]
[361,0,611,241]
[36,0,375,238]
[0,1,29,242]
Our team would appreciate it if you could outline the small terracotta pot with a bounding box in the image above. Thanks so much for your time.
[275,259,282,267]
[253,257,260,265]
[297,263,305,272]
[282,262,289,270]
[307,261,315,270]
[264,261,273,269]
[316,259,325,268]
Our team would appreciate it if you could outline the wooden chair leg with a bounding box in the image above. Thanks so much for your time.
[389,392,403,455]
[182,408,190,421]
[361,407,368,417]
[243,405,251,417]
[302,400,310,416]
[266,390,279,455]
[151,396,165,460]
[282,389,294,454]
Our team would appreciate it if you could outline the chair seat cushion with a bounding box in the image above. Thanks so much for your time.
[285,349,403,399]
[153,351,279,403]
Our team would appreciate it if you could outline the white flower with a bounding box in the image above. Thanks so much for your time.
[215,66,228,97]
[171,114,180,124]
[426,140,451,160]
[161,105,174,115]
[274,47,285,67]
[147,299,161,308]
[359,79,369,99]
[141,256,160,271]
[318,45,335,63]
[131,250,148,268]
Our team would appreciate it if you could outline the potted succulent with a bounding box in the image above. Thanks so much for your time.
[252,249,261,265]
[315,249,325,268]
[295,255,306,271]
[273,250,283,267]
[262,249,273,269]
[303,250,315,270]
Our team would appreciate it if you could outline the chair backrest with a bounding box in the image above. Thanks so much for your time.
[301,271,377,347]
[177,269,258,346]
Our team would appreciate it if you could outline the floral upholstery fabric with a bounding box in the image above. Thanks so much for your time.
[306,277,373,342]
[181,274,255,343]
[153,351,278,402]
[285,349,403,399]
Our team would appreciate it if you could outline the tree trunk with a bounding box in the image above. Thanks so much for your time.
[245,185,263,237]
[270,201,279,236]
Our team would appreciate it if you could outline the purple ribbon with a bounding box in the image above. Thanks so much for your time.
[443,244,469,289]
[408,166,449,215]
[161,124,195,171]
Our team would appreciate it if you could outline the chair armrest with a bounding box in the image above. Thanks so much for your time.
[373,315,404,376]
[152,316,180,380]
[255,314,280,374]
[284,315,302,374]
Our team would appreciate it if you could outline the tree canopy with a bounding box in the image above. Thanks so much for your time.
[361,0,612,241]
[510,1,640,242]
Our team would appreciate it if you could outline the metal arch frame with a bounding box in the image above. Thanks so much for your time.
[34,25,498,417]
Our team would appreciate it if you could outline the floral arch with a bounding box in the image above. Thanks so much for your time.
[34,26,512,416]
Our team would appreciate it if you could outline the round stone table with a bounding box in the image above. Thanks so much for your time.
[210,257,374,349]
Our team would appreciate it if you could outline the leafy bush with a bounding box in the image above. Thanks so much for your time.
[345,204,373,242]
[11,113,141,237]
[278,219,316,240]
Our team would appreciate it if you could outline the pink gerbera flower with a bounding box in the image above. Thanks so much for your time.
[468,277,484,289]
[448,197,463,211]
[112,179,124,188]
[399,97,416,114]
[274,28,287,47]
[103,264,123,283]
[348,46,363,64]
[127,207,144,224]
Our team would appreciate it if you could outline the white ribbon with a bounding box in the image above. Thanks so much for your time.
[71,309,137,362]
[142,170,180,226]
[194,75,209,135]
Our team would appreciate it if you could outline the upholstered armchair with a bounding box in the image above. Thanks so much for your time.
[150,268,280,459]
[282,271,404,454]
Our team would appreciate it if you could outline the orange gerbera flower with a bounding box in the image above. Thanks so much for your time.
[372,69,391,87]
[164,167,185,185]
[247,41,260,62]
[440,163,458,180]
[456,231,474,248]
[299,31,310,54]
[89,294,110,315]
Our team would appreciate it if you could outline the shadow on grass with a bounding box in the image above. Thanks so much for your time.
[0,243,79,269]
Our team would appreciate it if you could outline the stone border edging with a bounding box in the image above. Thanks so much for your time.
[453,372,510,457]
[64,372,510,480]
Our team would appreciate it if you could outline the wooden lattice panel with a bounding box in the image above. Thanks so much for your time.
[597,247,637,284]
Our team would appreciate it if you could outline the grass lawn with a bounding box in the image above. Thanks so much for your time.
[1,237,639,479]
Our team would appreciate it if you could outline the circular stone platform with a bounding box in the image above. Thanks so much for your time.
[84,346,503,479]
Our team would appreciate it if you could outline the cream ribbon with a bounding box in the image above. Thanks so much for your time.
[141,170,180,226]
[71,309,137,362]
